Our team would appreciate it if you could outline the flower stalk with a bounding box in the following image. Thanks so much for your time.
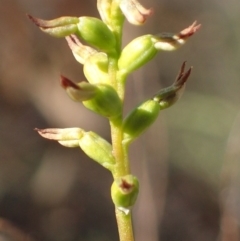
[28,1,200,240]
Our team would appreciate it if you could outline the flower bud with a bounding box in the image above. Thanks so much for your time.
[118,22,200,75]
[83,52,110,84]
[123,62,192,143]
[118,35,157,76]
[153,61,192,109]
[111,175,139,213]
[35,128,84,148]
[123,99,160,143]
[83,84,122,119]
[27,15,79,37]
[60,75,98,102]
[77,17,116,53]
[79,131,115,171]
[120,0,153,25]
[65,35,97,64]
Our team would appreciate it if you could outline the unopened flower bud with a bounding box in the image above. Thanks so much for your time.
[118,35,157,76]
[60,75,98,102]
[153,61,191,109]
[120,0,153,25]
[77,17,116,53]
[111,175,139,213]
[123,99,160,143]
[65,35,97,64]
[118,22,200,76]
[79,131,115,171]
[123,62,191,143]
[83,84,122,119]
[83,52,110,84]
[27,15,79,37]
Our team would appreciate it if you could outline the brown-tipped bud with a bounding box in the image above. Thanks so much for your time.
[27,15,79,37]
[60,75,98,102]
[153,61,192,109]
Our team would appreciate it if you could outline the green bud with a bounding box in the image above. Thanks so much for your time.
[77,17,116,53]
[79,131,115,171]
[118,21,200,76]
[27,15,79,37]
[83,84,122,119]
[83,52,110,84]
[111,175,139,213]
[118,35,157,76]
[60,75,98,101]
[123,99,160,143]
[123,62,192,143]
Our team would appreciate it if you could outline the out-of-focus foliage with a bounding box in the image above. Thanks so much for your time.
[0,0,240,241]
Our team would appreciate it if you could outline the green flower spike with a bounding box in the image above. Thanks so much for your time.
[111,175,139,214]
[118,21,200,76]
[123,62,191,143]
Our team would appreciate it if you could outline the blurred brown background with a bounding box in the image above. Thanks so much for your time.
[0,0,240,241]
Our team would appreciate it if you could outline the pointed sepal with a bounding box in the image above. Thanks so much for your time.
[120,0,153,25]
[60,75,98,102]
[153,61,192,109]
[27,15,79,37]
[65,35,97,64]
[153,21,201,51]
[35,128,84,147]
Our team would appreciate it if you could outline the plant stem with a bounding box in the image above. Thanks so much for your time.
[108,7,135,240]
[115,208,135,241]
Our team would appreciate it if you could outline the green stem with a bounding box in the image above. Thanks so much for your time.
[115,208,135,241]
[107,5,134,240]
